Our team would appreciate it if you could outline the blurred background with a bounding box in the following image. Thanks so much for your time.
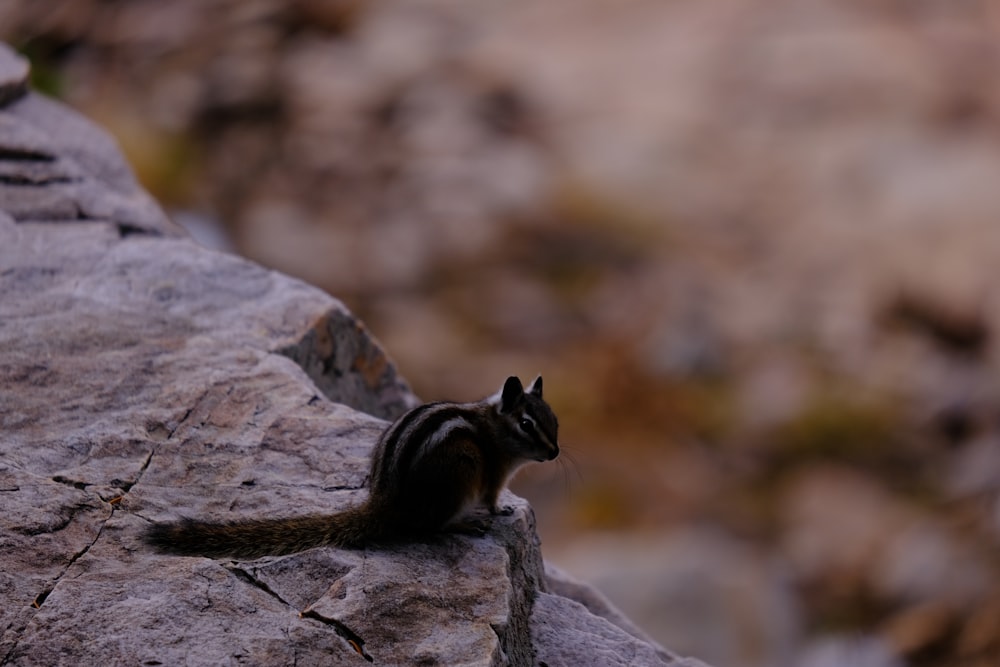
[4,1,1000,665]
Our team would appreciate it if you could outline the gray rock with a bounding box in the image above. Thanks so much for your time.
[550,530,801,667]
[0,46,697,666]
[535,565,711,667]
[796,636,904,667]
[0,44,178,235]
[0,42,27,105]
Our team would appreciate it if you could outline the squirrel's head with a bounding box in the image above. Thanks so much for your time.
[494,375,559,462]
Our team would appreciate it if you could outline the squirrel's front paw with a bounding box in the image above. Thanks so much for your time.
[489,504,515,517]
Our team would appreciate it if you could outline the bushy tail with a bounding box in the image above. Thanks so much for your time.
[143,505,378,559]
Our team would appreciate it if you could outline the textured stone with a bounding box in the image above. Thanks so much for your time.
[0,42,27,105]
[0,46,696,667]
[0,57,179,234]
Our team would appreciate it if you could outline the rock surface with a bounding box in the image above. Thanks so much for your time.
[0,43,701,666]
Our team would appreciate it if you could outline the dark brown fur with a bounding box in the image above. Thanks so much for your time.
[143,376,558,559]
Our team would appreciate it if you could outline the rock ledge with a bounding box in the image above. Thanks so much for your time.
[0,42,706,667]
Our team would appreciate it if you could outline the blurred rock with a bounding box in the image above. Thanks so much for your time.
[551,528,801,667]
[797,636,903,667]
[881,602,956,661]
[946,434,1000,499]
[781,466,994,606]
[0,39,27,102]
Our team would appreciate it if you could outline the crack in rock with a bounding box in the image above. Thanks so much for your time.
[117,222,164,238]
[300,609,373,663]
[0,147,53,162]
[224,565,293,609]
[1,503,114,666]
[161,389,209,442]
[128,449,156,490]
[50,475,89,490]
[226,565,374,663]
[60,505,113,576]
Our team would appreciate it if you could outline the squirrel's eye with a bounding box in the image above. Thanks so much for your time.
[519,418,535,432]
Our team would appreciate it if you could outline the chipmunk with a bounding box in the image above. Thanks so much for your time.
[144,375,559,559]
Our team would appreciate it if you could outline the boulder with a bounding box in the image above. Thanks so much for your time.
[0,43,705,666]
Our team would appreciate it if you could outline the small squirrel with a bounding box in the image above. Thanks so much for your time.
[144,375,559,559]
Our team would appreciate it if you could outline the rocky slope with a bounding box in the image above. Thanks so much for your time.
[0,44,704,667]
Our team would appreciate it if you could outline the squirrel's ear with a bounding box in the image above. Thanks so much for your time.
[526,375,543,398]
[500,376,524,411]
